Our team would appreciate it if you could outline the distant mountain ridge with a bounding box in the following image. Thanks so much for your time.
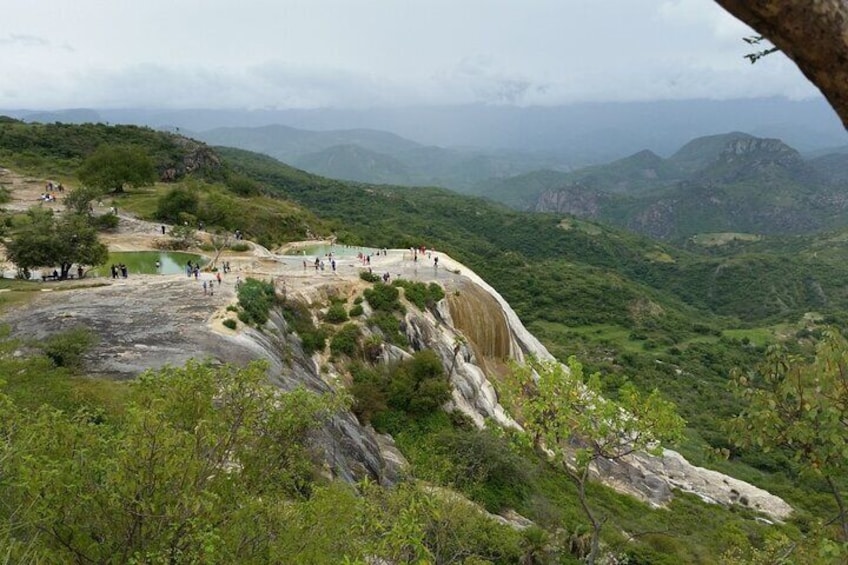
[192,123,566,191]
[478,132,848,240]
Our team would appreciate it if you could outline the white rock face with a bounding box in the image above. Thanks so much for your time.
[407,254,793,521]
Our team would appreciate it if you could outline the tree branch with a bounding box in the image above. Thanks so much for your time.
[715,0,848,129]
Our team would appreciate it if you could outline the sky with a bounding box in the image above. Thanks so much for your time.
[0,0,821,110]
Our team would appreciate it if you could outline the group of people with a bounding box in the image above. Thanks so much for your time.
[110,264,129,279]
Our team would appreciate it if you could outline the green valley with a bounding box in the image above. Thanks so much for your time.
[1,119,847,563]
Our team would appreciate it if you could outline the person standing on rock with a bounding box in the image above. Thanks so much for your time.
[202,280,208,295]
[216,271,222,286]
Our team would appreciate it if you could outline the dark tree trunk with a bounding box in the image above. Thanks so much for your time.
[715,0,848,129]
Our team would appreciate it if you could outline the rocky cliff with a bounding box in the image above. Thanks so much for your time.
[0,243,792,521]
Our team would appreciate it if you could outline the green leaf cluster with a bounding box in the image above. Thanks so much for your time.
[5,208,108,278]
[236,278,277,326]
[392,279,445,311]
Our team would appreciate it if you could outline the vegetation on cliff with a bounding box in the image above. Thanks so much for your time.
[2,119,848,561]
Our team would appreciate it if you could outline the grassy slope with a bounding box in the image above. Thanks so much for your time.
[3,122,846,560]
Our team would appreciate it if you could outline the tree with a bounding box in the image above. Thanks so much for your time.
[63,185,102,216]
[730,329,848,546]
[715,1,848,129]
[501,357,684,565]
[77,144,156,193]
[4,209,108,279]
[156,185,199,223]
[0,360,342,563]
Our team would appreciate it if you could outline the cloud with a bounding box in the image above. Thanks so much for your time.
[0,33,50,47]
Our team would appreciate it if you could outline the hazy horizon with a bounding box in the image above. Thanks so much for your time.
[2,1,824,111]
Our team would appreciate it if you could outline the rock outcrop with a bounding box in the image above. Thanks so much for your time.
[399,254,793,521]
[0,244,793,520]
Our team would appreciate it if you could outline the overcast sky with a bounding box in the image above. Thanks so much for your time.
[0,0,820,110]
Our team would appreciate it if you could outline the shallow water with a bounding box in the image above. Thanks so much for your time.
[282,244,377,259]
[93,251,208,276]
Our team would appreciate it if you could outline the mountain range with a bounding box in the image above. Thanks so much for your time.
[476,132,848,240]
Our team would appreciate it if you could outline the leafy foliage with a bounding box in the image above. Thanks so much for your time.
[236,278,277,326]
[363,282,403,313]
[0,360,342,563]
[329,323,359,357]
[502,357,685,565]
[281,300,327,355]
[40,327,97,370]
[156,185,199,222]
[350,350,450,426]
[324,301,349,324]
[5,208,108,278]
[730,329,848,545]
[77,144,156,193]
[392,279,445,311]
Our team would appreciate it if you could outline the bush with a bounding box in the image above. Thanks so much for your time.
[281,300,327,355]
[349,364,387,424]
[369,311,406,346]
[156,186,199,222]
[229,242,251,252]
[300,327,328,355]
[362,335,383,362]
[237,278,277,326]
[387,350,450,415]
[330,323,360,357]
[325,302,349,324]
[91,213,119,231]
[40,327,97,370]
[364,283,403,313]
[393,280,446,311]
[359,270,380,283]
[349,304,364,317]
[426,428,532,512]
[222,318,237,330]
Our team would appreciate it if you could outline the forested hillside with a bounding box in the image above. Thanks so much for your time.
[477,132,848,241]
[2,120,848,562]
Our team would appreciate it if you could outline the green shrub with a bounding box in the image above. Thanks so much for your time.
[349,304,364,317]
[222,318,237,330]
[330,323,360,357]
[237,278,277,326]
[392,280,446,311]
[369,311,406,346]
[300,328,328,355]
[349,364,387,424]
[229,242,251,252]
[325,302,349,324]
[359,270,380,283]
[281,300,327,355]
[40,327,97,370]
[387,350,450,415]
[362,335,383,362]
[430,428,532,512]
[364,283,403,313]
[91,213,119,231]
[155,186,199,222]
